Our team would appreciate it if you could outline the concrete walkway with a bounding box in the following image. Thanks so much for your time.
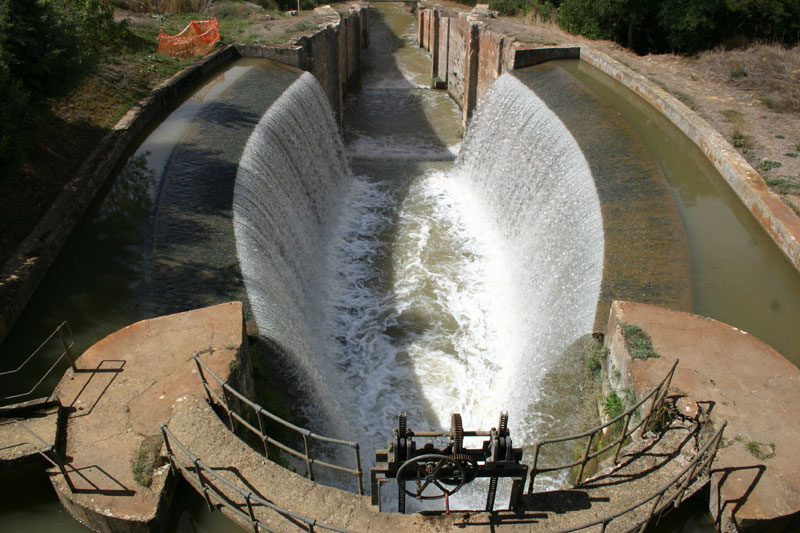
[48,302,247,532]
[607,301,800,531]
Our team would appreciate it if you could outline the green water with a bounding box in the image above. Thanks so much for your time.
[555,59,800,365]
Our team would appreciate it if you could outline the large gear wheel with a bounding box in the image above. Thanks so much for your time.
[396,454,467,500]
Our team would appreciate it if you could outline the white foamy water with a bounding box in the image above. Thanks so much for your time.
[234,50,603,507]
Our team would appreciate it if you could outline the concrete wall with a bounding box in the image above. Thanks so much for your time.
[419,5,577,127]
[0,6,368,347]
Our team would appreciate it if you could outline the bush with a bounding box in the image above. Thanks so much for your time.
[0,0,125,172]
[550,0,800,54]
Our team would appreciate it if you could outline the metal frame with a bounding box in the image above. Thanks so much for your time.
[161,425,353,533]
[528,359,679,492]
[1,321,77,402]
[192,354,364,494]
[556,421,727,533]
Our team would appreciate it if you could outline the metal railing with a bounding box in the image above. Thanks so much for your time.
[558,421,727,533]
[1,321,77,402]
[0,419,73,490]
[161,425,354,533]
[528,359,679,492]
[193,354,364,495]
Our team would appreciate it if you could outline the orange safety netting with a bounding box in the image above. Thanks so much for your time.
[158,19,220,57]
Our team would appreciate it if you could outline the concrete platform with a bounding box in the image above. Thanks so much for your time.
[0,398,61,469]
[49,302,249,532]
[606,300,800,532]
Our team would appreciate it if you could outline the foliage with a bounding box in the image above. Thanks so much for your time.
[498,0,800,54]
[0,0,125,172]
[132,434,164,487]
[620,323,660,359]
[758,159,782,171]
[602,390,624,419]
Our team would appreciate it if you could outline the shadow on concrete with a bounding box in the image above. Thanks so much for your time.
[58,463,135,496]
[66,360,125,419]
[579,427,696,490]
[711,464,765,529]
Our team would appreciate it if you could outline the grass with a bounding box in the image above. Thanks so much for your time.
[586,343,605,376]
[700,43,800,114]
[765,178,800,194]
[720,109,752,151]
[602,390,624,419]
[132,434,164,487]
[620,323,660,360]
[758,160,783,171]
[745,440,776,460]
[651,78,696,110]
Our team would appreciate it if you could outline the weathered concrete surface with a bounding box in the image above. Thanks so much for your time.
[49,302,250,532]
[606,301,800,532]
[0,398,61,469]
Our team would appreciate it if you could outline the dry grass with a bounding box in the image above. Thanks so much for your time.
[114,0,214,13]
[699,43,800,114]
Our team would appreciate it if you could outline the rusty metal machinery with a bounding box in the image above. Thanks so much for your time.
[370,412,528,513]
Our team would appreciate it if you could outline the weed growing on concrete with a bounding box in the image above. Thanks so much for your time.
[785,153,798,158]
[132,434,163,487]
[758,160,783,171]
[586,343,605,377]
[775,134,785,139]
[745,440,776,460]
[602,391,624,420]
[620,323,660,359]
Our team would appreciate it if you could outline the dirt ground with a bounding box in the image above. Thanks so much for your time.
[2,0,799,269]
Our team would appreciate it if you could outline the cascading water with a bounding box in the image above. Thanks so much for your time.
[234,71,352,432]
[234,10,603,505]
[457,73,604,453]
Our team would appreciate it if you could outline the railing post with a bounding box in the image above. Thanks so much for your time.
[194,459,215,512]
[245,493,258,533]
[303,434,314,481]
[354,443,364,495]
[256,409,270,458]
[527,442,541,493]
[58,325,77,372]
[160,425,176,474]
[576,432,594,485]
[612,412,632,464]
[193,355,215,405]
[222,385,236,432]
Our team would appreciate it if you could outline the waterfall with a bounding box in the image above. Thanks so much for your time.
[233,72,351,433]
[457,72,604,448]
[234,68,604,500]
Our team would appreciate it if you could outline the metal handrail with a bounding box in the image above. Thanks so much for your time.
[161,424,354,533]
[193,354,364,495]
[0,419,73,489]
[1,321,77,402]
[556,421,727,533]
[528,359,679,491]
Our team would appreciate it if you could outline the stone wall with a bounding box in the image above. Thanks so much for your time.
[417,5,577,127]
